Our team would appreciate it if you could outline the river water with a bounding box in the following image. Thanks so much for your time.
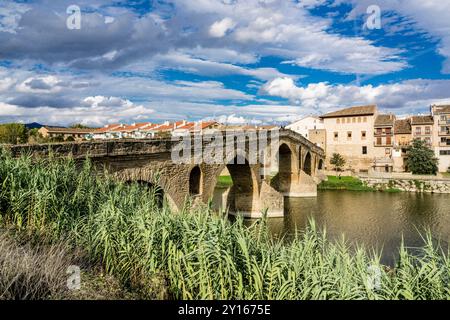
[263,191,450,265]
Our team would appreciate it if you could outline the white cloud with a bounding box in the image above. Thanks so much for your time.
[209,17,236,37]
[336,0,450,73]
[0,2,30,33]
[262,77,450,113]
[154,51,294,81]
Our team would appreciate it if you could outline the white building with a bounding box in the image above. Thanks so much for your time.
[286,116,324,139]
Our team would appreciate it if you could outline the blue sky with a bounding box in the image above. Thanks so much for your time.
[1,0,450,126]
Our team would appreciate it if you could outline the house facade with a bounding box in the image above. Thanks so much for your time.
[286,116,324,140]
[38,127,93,141]
[320,105,377,173]
[373,114,396,172]
[411,116,434,146]
[432,105,450,172]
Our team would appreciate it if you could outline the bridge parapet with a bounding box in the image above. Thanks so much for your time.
[2,129,325,218]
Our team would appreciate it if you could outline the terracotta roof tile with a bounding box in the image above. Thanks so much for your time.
[394,119,411,134]
[374,114,395,127]
[411,115,434,125]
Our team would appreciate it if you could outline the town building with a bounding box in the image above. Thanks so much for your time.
[38,126,93,141]
[411,115,434,146]
[393,119,412,172]
[373,114,395,172]
[286,116,324,139]
[431,104,450,172]
[320,105,378,173]
[308,129,326,151]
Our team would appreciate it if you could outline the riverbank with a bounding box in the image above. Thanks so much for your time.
[318,176,402,192]
[2,149,450,300]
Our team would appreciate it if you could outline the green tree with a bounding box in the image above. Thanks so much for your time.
[0,123,28,144]
[70,123,90,129]
[406,139,439,175]
[330,153,346,178]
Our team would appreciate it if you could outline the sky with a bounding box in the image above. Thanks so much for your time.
[1,0,450,126]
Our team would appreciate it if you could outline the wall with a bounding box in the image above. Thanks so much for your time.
[361,176,450,194]
[323,114,375,172]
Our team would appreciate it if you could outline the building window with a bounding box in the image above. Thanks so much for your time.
[441,115,447,121]
[361,131,366,139]
[347,131,352,139]
[385,148,391,155]
[347,118,351,123]
[440,150,450,156]
[358,117,362,123]
[385,128,391,135]
[425,137,431,145]
[352,117,356,123]
[415,127,422,135]
[363,117,367,122]
[336,119,340,124]
[425,126,431,135]
[377,137,382,145]
[334,132,338,140]
[386,136,392,145]
[362,146,367,155]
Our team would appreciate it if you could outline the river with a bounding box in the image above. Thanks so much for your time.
[262,190,450,265]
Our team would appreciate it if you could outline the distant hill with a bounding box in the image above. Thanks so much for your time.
[25,122,44,129]
[25,123,62,129]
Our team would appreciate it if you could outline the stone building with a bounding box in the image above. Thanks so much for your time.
[373,114,396,172]
[393,119,412,172]
[308,129,327,151]
[320,105,377,173]
[431,104,450,172]
[411,115,434,146]
[38,127,93,141]
[286,116,324,139]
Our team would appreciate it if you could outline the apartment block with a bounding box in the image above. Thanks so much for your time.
[373,114,395,172]
[411,115,434,146]
[432,105,450,172]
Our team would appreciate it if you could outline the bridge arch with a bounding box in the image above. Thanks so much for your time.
[212,151,260,215]
[189,165,202,196]
[303,152,312,176]
[318,158,324,171]
[125,180,165,208]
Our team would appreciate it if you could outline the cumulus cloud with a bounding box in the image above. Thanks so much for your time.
[262,77,450,113]
[335,0,450,73]
[209,17,236,38]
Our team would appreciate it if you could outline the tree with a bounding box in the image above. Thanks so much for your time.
[330,153,346,178]
[406,139,438,175]
[0,123,28,144]
[70,123,90,129]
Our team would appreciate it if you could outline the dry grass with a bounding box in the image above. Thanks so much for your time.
[0,230,75,300]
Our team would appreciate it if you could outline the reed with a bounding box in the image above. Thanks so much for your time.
[1,148,450,300]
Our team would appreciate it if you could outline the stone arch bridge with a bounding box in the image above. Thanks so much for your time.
[6,129,325,218]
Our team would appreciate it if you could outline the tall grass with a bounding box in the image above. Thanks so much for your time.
[1,148,450,300]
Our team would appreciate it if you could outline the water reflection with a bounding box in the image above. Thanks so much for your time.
[254,191,450,266]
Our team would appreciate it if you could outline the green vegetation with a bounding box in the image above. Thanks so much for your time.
[319,176,375,192]
[329,153,346,176]
[1,149,450,300]
[216,175,233,188]
[320,176,403,193]
[406,139,439,175]
[0,123,28,144]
